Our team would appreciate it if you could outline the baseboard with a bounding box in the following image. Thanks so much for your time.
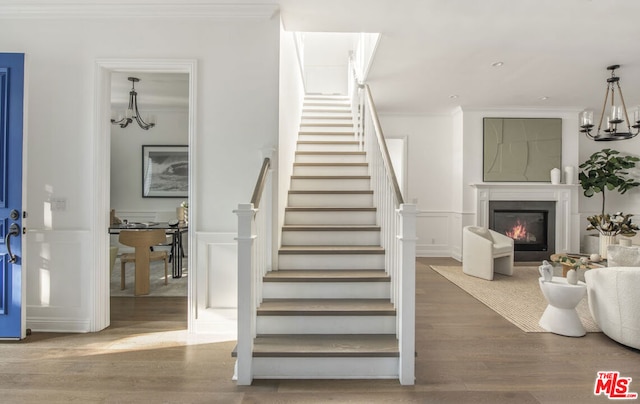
[27,317,91,333]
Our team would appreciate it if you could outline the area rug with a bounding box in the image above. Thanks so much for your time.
[428,265,600,333]
[110,258,188,297]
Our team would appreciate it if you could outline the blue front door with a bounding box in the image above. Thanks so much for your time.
[0,53,25,339]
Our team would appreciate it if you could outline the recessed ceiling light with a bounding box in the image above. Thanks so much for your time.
[539,96,549,101]
[449,94,459,99]
[491,61,504,67]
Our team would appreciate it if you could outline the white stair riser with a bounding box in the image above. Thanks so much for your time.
[262,282,390,299]
[298,134,356,142]
[302,112,353,120]
[297,142,359,152]
[295,153,366,164]
[301,118,354,126]
[290,178,370,191]
[293,165,369,176]
[256,315,395,334]
[299,126,355,133]
[282,230,380,246]
[288,193,372,207]
[304,101,351,107]
[278,253,384,270]
[251,357,398,380]
[303,107,351,113]
[285,211,376,225]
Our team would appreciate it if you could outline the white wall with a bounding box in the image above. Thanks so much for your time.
[0,10,280,332]
[110,109,189,217]
[303,32,357,95]
[377,114,454,256]
[278,28,305,249]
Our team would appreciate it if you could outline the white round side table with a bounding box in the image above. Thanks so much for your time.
[538,276,587,337]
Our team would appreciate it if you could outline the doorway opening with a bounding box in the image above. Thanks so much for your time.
[93,59,196,332]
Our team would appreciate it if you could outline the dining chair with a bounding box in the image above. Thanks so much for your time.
[119,229,169,295]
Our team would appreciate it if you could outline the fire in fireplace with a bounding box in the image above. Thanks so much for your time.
[489,201,556,261]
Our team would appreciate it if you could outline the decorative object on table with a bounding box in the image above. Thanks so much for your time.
[579,64,640,141]
[579,148,640,258]
[550,167,561,184]
[566,269,578,285]
[590,253,602,262]
[142,145,188,198]
[110,76,156,130]
[564,166,575,184]
[179,200,189,224]
[549,253,604,278]
[586,212,639,258]
[538,260,553,282]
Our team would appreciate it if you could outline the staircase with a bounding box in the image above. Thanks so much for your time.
[244,94,401,379]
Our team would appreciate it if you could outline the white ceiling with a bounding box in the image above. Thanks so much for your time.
[278,0,640,115]
[107,0,640,116]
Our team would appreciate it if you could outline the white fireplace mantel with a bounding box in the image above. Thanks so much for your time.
[470,183,580,253]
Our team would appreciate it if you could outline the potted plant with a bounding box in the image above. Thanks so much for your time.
[579,148,640,257]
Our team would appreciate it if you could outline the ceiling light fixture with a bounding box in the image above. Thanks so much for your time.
[491,61,504,67]
[580,65,640,141]
[111,76,156,130]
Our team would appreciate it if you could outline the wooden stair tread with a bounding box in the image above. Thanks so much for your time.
[264,270,389,282]
[298,140,358,144]
[257,299,396,316]
[295,151,365,155]
[251,334,398,357]
[289,190,373,194]
[294,162,368,166]
[282,225,380,231]
[279,246,384,254]
[291,175,370,179]
[285,207,376,212]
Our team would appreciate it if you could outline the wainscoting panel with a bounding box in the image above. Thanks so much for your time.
[193,232,238,338]
[25,230,93,332]
[416,211,451,257]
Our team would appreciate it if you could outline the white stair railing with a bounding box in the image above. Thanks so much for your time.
[351,63,417,384]
[234,157,272,385]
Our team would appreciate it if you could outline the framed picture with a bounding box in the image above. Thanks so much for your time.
[483,118,562,182]
[142,145,188,198]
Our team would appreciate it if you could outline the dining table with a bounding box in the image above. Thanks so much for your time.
[109,221,187,279]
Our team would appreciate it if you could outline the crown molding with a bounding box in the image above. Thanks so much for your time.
[0,1,279,19]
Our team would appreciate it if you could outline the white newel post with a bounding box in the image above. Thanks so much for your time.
[398,203,417,385]
[235,203,256,385]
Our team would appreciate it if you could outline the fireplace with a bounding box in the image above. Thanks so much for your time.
[489,201,556,261]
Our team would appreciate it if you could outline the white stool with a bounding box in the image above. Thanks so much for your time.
[538,276,587,337]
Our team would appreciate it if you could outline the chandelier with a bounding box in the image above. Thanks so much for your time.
[580,65,640,141]
[111,76,155,130]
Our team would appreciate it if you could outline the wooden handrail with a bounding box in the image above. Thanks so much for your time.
[364,85,404,205]
[251,158,271,208]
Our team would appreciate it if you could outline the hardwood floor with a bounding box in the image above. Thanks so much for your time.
[1,257,638,403]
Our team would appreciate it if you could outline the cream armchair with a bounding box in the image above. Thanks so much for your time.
[585,266,640,350]
[462,226,514,281]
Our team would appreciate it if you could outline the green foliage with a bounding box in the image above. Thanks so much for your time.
[578,149,640,216]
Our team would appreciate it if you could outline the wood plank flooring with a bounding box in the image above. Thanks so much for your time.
[0,257,638,403]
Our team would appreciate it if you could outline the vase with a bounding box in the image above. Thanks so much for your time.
[550,168,561,185]
[599,235,617,259]
[564,166,575,185]
[566,269,578,285]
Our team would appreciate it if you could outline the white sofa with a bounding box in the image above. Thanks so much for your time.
[462,226,514,281]
[585,266,640,350]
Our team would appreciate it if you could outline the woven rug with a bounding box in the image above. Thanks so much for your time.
[428,265,600,333]
[110,258,188,297]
